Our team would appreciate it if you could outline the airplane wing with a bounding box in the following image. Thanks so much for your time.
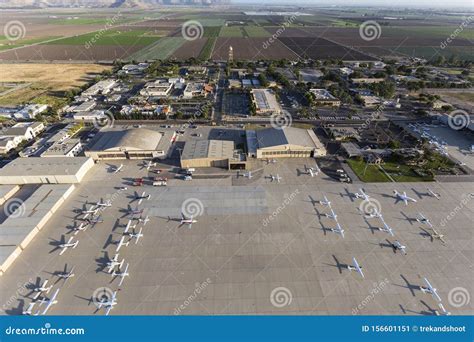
[59,246,67,255]
[41,289,59,315]
[353,258,364,278]
[124,220,132,234]
[424,278,442,301]
[105,306,112,316]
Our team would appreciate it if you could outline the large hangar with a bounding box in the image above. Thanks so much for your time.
[85,128,170,160]
[181,140,235,169]
[250,127,327,159]
[0,157,94,184]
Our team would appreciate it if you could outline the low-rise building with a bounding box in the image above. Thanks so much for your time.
[251,89,282,115]
[183,82,207,98]
[73,110,106,124]
[82,79,117,96]
[309,89,341,107]
[13,104,48,120]
[140,80,174,98]
[40,138,83,157]
[181,140,235,169]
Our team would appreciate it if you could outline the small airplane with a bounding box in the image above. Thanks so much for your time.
[305,165,319,177]
[96,199,112,207]
[427,188,440,200]
[420,277,442,302]
[429,228,446,244]
[136,215,150,225]
[393,190,417,206]
[240,171,252,179]
[81,205,98,215]
[379,217,395,236]
[354,189,370,201]
[347,257,365,278]
[84,216,104,225]
[320,195,331,207]
[59,236,79,255]
[31,279,53,299]
[112,263,130,286]
[38,288,60,315]
[417,213,433,228]
[96,290,118,316]
[106,254,125,274]
[325,207,338,220]
[363,208,382,219]
[71,222,89,235]
[55,264,76,284]
[437,303,451,316]
[123,219,137,234]
[269,174,282,183]
[129,228,144,244]
[22,302,37,316]
[392,240,407,255]
[180,213,197,229]
[127,206,144,216]
[111,164,124,174]
[115,236,130,252]
[143,160,156,170]
[331,222,345,238]
[266,158,277,164]
[135,191,151,205]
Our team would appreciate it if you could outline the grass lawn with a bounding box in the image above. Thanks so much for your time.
[381,162,433,182]
[348,159,433,182]
[347,159,391,182]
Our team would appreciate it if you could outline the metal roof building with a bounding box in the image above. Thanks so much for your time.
[0,157,94,184]
[253,127,326,159]
[181,140,235,169]
[85,128,170,160]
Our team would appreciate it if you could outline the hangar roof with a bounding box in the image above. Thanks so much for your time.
[255,127,319,149]
[0,157,92,178]
[89,128,162,152]
[181,140,234,160]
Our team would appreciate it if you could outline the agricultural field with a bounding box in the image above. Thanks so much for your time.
[130,37,186,61]
[172,38,209,60]
[0,63,110,107]
[243,26,271,38]
[48,28,160,46]
[219,26,245,38]
[212,37,298,60]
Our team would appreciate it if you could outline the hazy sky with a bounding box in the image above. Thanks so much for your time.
[233,0,474,8]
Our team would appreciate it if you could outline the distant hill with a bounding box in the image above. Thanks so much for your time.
[0,0,227,8]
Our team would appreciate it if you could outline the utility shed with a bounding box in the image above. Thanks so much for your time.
[0,157,94,184]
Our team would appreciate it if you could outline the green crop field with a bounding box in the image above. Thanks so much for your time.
[219,26,244,37]
[244,26,270,37]
[130,37,186,60]
[198,37,217,60]
[202,26,221,38]
[48,29,159,46]
[0,36,61,51]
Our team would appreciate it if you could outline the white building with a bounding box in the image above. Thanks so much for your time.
[82,79,117,96]
[251,89,282,115]
[73,110,107,123]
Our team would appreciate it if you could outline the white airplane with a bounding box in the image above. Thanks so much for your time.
[331,222,345,238]
[325,207,338,220]
[393,190,417,206]
[379,217,395,236]
[429,228,446,244]
[106,254,125,274]
[59,237,79,255]
[112,164,123,174]
[363,208,382,219]
[85,216,104,225]
[137,215,150,225]
[392,240,407,255]
[55,264,75,283]
[136,191,151,205]
[22,302,37,315]
[143,160,156,170]
[112,263,130,286]
[71,222,89,234]
[129,227,144,244]
[180,213,197,229]
[38,288,60,315]
[115,236,130,253]
[96,199,112,207]
[437,303,451,316]
[81,205,98,215]
[31,279,53,299]
[417,213,433,228]
[320,195,331,207]
[269,174,282,183]
[123,219,137,234]
[347,257,365,278]
[128,206,144,216]
[305,165,319,177]
[427,188,440,200]
[420,277,442,302]
[266,158,277,164]
[354,188,370,201]
[96,290,118,316]
[241,171,252,179]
